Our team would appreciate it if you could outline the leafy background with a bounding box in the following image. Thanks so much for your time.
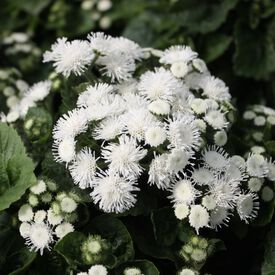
[0,0,275,274]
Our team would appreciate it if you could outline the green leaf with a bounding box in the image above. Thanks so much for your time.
[7,248,36,275]
[262,223,275,275]
[151,207,179,246]
[10,0,52,15]
[265,141,275,158]
[202,34,232,63]
[0,123,36,211]
[253,199,275,227]
[123,12,159,47]
[54,232,86,268]
[115,260,159,275]
[234,18,275,79]
[88,215,134,267]
[175,0,238,34]
[127,217,176,262]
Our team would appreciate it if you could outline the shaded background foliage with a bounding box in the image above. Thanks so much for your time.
[0,0,275,274]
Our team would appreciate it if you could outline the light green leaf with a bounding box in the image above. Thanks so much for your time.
[0,123,36,211]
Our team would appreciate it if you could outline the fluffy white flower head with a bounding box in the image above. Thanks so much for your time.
[43,38,95,77]
[189,205,209,234]
[90,172,139,213]
[25,222,54,255]
[102,135,147,178]
[69,148,98,189]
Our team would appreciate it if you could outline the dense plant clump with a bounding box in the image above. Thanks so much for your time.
[1,1,275,274]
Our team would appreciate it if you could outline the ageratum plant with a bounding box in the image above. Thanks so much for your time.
[3,32,273,275]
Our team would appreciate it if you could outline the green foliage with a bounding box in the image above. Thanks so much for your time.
[0,212,36,274]
[262,223,275,275]
[0,123,36,211]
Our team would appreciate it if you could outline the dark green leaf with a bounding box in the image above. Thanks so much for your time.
[262,223,275,275]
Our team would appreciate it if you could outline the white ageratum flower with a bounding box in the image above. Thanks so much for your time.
[214,130,228,146]
[93,116,124,141]
[202,195,217,210]
[170,62,189,78]
[267,159,275,181]
[236,192,259,223]
[191,167,215,186]
[53,109,88,141]
[160,45,198,65]
[25,222,54,255]
[204,109,227,130]
[47,209,63,225]
[248,178,263,192]
[123,108,158,140]
[202,146,229,172]
[60,197,77,213]
[190,98,207,114]
[69,148,98,189]
[246,154,268,178]
[53,137,76,163]
[167,115,200,150]
[34,210,47,223]
[166,148,193,174]
[88,32,112,53]
[17,97,36,117]
[174,203,189,220]
[102,135,147,178]
[111,36,144,61]
[43,38,95,77]
[55,222,74,239]
[99,53,135,82]
[123,267,142,275]
[225,158,247,182]
[243,110,256,120]
[138,67,182,102]
[19,222,31,238]
[199,75,231,102]
[25,80,51,102]
[30,179,47,195]
[254,116,266,126]
[18,204,34,222]
[209,206,231,230]
[189,205,209,234]
[145,126,166,147]
[261,186,274,202]
[77,83,114,108]
[90,172,139,213]
[148,153,171,189]
[178,268,196,275]
[169,179,200,205]
[208,176,240,209]
[148,99,170,115]
[88,265,108,275]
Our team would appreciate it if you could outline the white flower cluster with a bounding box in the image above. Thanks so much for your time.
[243,105,275,143]
[1,80,51,123]
[81,0,113,29]
[18,179,78,255]
[3,32,41,57]
[47,32,266,234]
[172,148,263,233]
